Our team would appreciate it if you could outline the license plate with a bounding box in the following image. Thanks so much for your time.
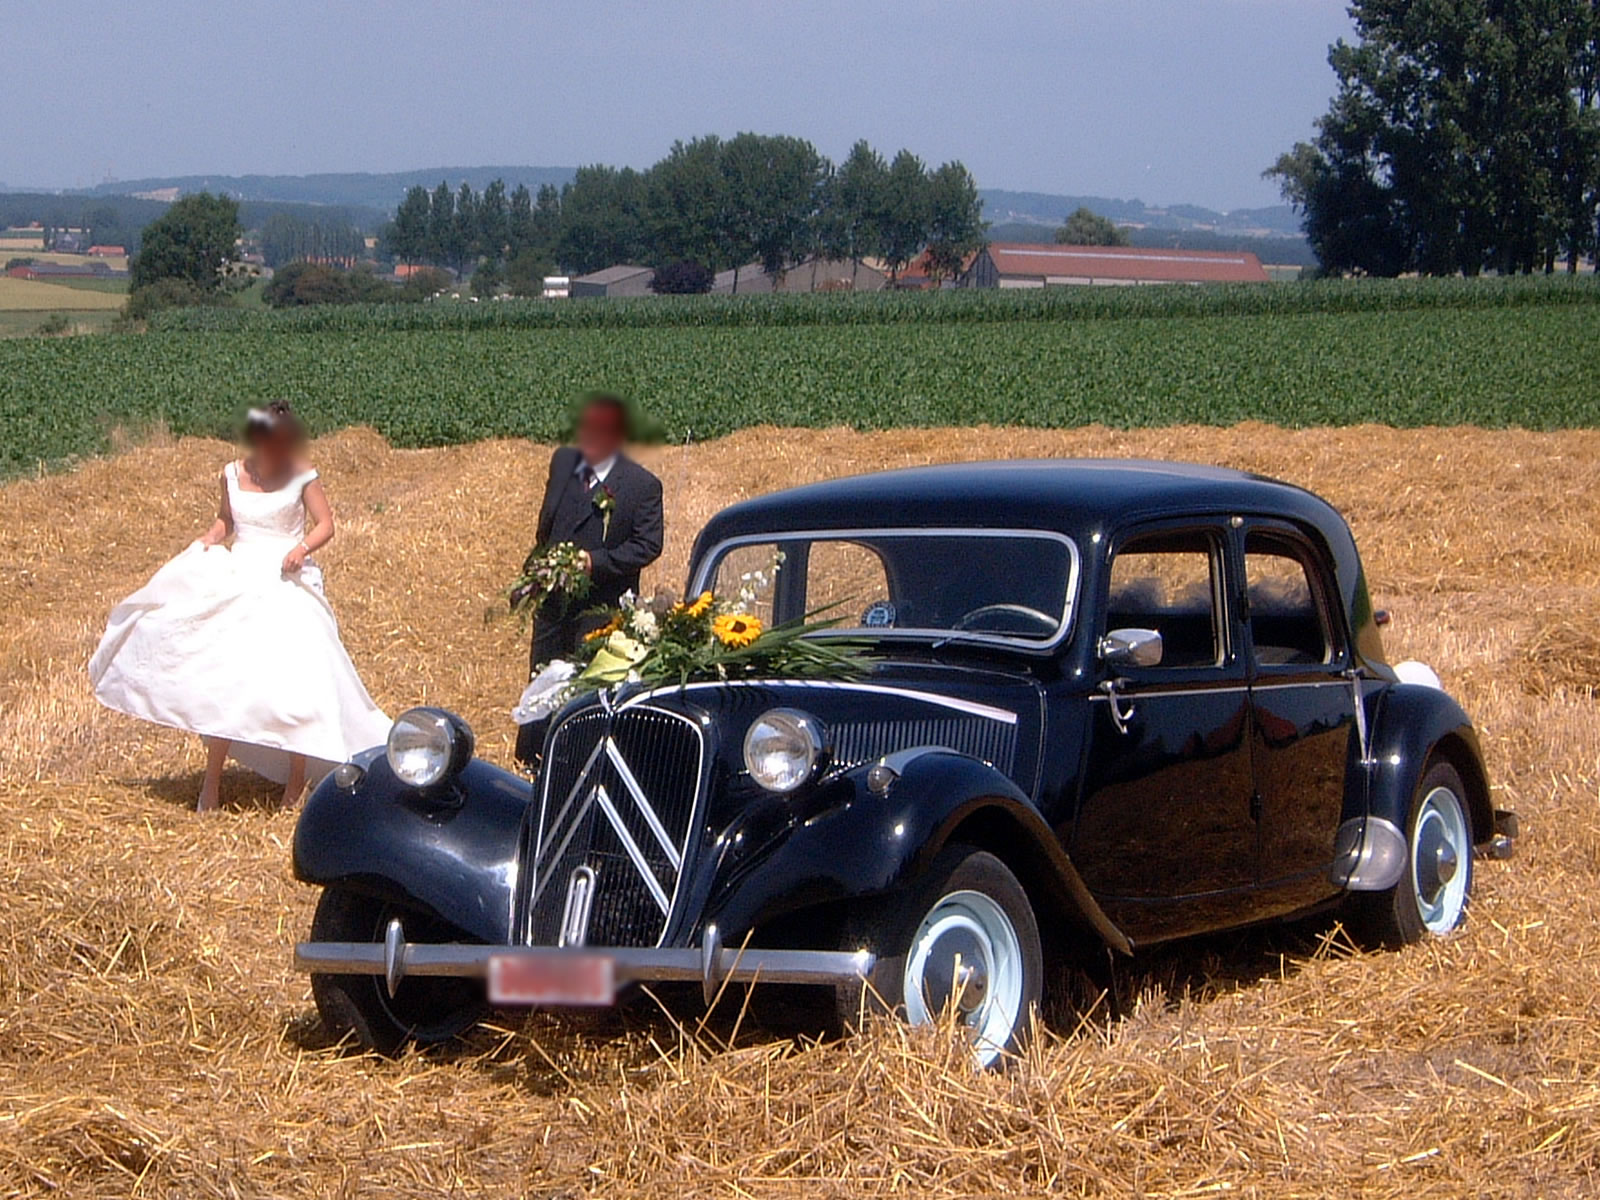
[488,953,616,1006]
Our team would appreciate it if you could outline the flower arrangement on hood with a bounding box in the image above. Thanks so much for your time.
[513,553,870,724]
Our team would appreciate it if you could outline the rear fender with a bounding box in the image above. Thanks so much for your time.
[1334,683,1490,892]
[292,752,533,944]
[701,747,1132,954]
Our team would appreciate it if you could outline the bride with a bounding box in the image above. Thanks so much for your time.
[89,402,391,811]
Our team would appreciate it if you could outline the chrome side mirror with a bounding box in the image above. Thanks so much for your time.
[1100,627,1163,669]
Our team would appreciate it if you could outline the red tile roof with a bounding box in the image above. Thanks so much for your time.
[981,242,1269,284]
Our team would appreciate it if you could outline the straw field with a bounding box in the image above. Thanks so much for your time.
[2,423,1598,1197]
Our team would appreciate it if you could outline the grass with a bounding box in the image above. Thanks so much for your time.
[3,300,1599,478]
[0,309,122,338]
[0,276,125,312]
[1,423,1596,1196]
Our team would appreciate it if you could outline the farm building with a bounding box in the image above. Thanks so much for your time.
[960,243,1270,287]
[711,257,887,294]
[570,264,654,298]
[5,260,124,280]
[87,245,127,257]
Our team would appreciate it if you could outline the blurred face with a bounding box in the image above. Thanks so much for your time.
[248,426,299,475]
[576,402,626,465]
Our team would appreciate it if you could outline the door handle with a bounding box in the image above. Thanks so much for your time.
[1099,678,1136,735]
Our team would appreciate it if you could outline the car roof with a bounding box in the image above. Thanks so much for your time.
[695,458,1347,546]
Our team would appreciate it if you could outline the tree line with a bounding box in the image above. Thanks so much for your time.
[1272,0,1600,276]
[381,134,985,288]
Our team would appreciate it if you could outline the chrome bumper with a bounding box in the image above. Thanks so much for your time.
[294,919,875,1006]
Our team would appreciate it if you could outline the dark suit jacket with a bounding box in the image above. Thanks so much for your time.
[530,446,664,663]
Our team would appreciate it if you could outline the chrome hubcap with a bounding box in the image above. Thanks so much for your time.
[1411,786,1470,934]
[902,890,1024,1068]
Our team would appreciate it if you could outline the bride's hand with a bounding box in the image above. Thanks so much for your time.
[282,543,309,573]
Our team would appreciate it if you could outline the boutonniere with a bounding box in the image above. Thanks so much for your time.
[592,484,617,538]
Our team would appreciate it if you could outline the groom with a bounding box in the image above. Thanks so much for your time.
[517,393,663,761]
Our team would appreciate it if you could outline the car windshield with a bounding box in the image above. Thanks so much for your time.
[699,529,1079,645]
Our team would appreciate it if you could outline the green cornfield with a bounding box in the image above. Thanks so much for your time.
[3,279,1598,479]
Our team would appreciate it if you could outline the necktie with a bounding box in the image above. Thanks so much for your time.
[581,465,596,490]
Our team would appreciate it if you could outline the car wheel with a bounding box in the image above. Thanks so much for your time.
[1349,760,1475,947]
[308,888,487,1055]
[839,845,1043,1068]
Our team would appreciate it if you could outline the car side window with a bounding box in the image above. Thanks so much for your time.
[1244,534,1333,666]
[1107,532,1222,669]
[805,540,892,625]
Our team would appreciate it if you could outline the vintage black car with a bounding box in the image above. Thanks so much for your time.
[293,460,1516,1065]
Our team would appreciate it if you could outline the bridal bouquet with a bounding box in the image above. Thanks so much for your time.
[503,541,591,623]
[514,559,871,723]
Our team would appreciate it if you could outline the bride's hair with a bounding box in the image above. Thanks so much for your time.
[243,400,305,446]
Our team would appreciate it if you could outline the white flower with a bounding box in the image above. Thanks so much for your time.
[619,589,637,611]
[630,608,659,642]
[513,660,577,724]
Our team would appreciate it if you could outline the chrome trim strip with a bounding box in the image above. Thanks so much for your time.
[532,733,607,879]
[591,783,672,914]
[606,736,683,870]
[529,785,600,907]
[690,526,1082,653]
[620,678,1019,725]
[1087,678,1355,700]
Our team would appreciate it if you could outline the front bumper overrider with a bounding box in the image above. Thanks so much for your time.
[295,919,876,1006]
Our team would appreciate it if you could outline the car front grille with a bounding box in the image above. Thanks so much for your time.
[522,705,705,948]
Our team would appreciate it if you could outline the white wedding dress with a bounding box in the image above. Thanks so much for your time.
[89,462,391,783]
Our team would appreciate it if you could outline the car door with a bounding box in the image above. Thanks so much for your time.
[1072,523,1258,943]
[1239,521,1357,914]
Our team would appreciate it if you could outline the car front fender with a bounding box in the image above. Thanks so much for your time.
[1333,683,1490,892]
[292,752,533,944]
[700,747,1132,954]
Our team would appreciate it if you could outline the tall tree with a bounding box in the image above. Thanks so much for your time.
[129,192,241,291]
[645,136,730,271]
[424,181,453,268]
[477,178,508,262]
[507,183,534,257]
[924,160,986,281]
[1054,206,1128,247]
[1269,0,1600,276]
[557,165,647,274]
[817,140,888,267]
[386,185,430,265]
[878,150,931,278]
[454,181,479,269]
[720,132,827,278]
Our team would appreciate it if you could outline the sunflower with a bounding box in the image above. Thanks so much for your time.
[712,612,762,648]
[684,590,715,619]
[583,615,623,642]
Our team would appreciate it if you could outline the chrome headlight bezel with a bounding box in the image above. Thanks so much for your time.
[386,706,475,789]
[742,708,824,793]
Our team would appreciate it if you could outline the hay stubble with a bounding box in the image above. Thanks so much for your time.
[1,424,1598,1197]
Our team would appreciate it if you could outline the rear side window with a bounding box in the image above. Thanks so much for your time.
[1244,534,1333,666]
[1107,532,1222,669]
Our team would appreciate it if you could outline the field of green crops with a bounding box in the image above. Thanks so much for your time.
[3,279,1598,478]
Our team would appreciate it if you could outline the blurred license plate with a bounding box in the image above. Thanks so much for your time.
[488,953,615,1006]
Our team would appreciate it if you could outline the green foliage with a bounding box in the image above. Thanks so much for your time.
[649,260,714,294]
[4,277,1598,480]
[1055,207,1130,247]
[263,261,397,307]
[1271,0,1600,276]
[505,250,552,298]
[129,193,242,291]
[124,278,233,321]
[470,260,502,299]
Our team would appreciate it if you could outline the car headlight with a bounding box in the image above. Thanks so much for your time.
[386,707,473,788]
[743,709,823,793]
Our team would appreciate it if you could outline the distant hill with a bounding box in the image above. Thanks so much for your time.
[82,167,577,212]
[978,189,1303,238]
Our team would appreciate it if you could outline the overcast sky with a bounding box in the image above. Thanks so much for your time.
[3,1,1355,211]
